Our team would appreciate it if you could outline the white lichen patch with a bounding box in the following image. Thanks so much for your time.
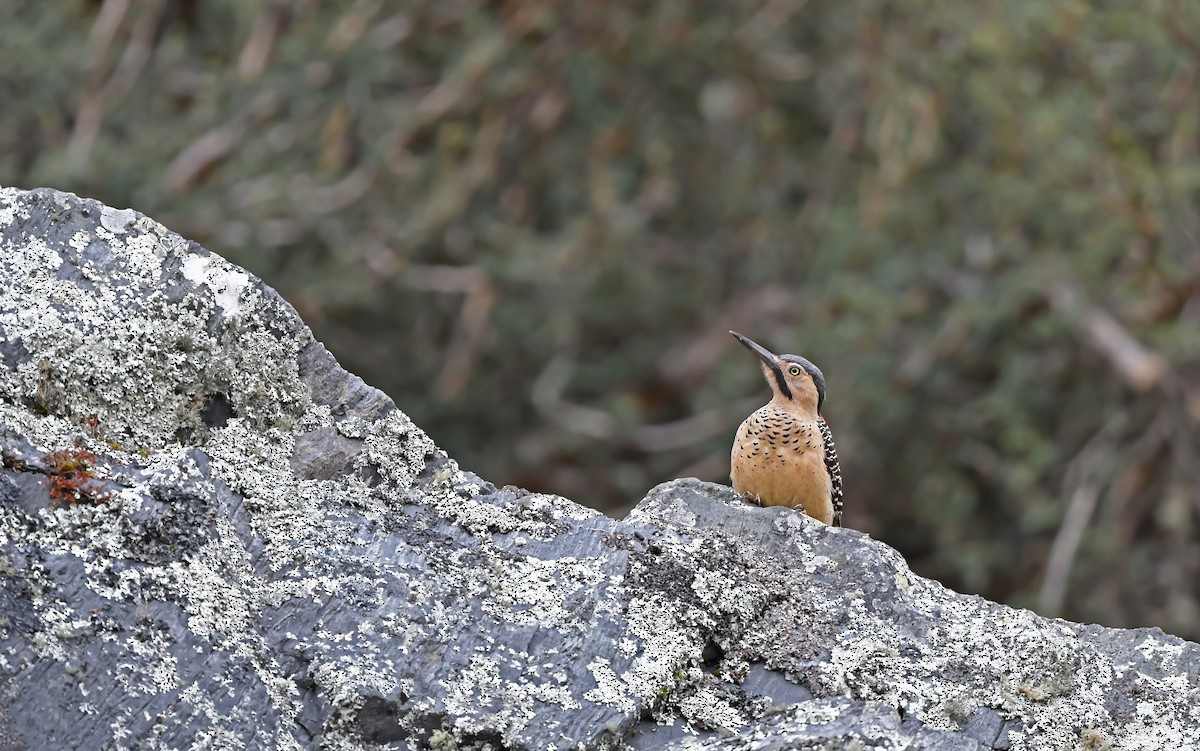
[787,698,845,726]
[36,494,128,558]
[360,410,442,492]
[481,554,609,627]
[308,646,400,708]
[1134,633,1185,663]
[528,671,582,712]
[675,682,748,732]
[0,207,310,449]
[175,526,257,641]
[201,418,359,578]
[117,626,180,695]
[441,655,536,737]
[126,228,185,283]
[68,230,91,252]
[584,657,636,713]
[0,186,28,225]
[690,566,767,626]
[203,420,294,486]
[180,254,252,319]
[519,491,603,524]
[612,595,705,706]
[28,604,83,661]
[99,206,138,234]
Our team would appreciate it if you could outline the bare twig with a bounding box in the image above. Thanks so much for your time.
[84,0,130,80]
[630,397,762,453]
[1038,413,1125,615]
[436,280,496,400]
[1080,306,1169,391]
[736,0,810,47]
[69,0,131,166]
[164,124,247,192]
[70,0,164,167]
[1038,482,1101,617]
[238,10,281,80]
[301,166,379,214]
[1050,283,1169,391]
[531,356,617,440]
[531,354,760,451]
[656,285,794,382]
[1101,411,1171,545]
[402,265,497,400]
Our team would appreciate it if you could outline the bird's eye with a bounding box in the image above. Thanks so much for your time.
[788,366,802,376]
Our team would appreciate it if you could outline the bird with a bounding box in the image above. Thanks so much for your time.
[729,331,843,526]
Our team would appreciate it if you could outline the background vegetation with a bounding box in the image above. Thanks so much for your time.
[4,1,1200,639]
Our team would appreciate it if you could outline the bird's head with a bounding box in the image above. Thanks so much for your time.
[730,330,826,415]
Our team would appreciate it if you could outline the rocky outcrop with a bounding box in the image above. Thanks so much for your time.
[0,187,1197,750]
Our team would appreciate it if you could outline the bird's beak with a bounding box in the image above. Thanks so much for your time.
[730,331,778,369]
[730,330,792,399]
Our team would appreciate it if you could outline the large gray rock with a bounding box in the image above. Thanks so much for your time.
[0,186,1196,750]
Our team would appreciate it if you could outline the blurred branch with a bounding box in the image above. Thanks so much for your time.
[70,0,130,166]
[397,111,504,245]
[83,0,129,81]
[675,451,736,485]
[629,396,762,452]
[736,0,808,46]
[1038,412,1125,616]
[735,0,812,81]
[1050,284,1169,392]
[1103,411,1173,546]
[1162,378,1200,491]
[238,9,282,81]
[165,123,247,192]
[1079,307,1169,391]
[899,316,971,386]
[531,355,616,440]
[657,285,794,382]
[71,0,164,167]
[1038,484,1100,617]
[302,166,379,214]
[532,355,760,451]
[414,33,509,124]
[403,265,496,400]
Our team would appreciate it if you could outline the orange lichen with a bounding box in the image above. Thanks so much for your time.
[43,443,111,505]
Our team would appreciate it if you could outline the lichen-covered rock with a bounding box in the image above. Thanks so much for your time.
[0,187,1197,751]
[626,479,1200,750]
[0,187,641,750]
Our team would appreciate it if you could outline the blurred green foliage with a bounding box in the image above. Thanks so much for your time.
[3,0,1200,638]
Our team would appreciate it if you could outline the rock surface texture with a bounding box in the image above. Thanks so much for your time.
[0,186,1197,751]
